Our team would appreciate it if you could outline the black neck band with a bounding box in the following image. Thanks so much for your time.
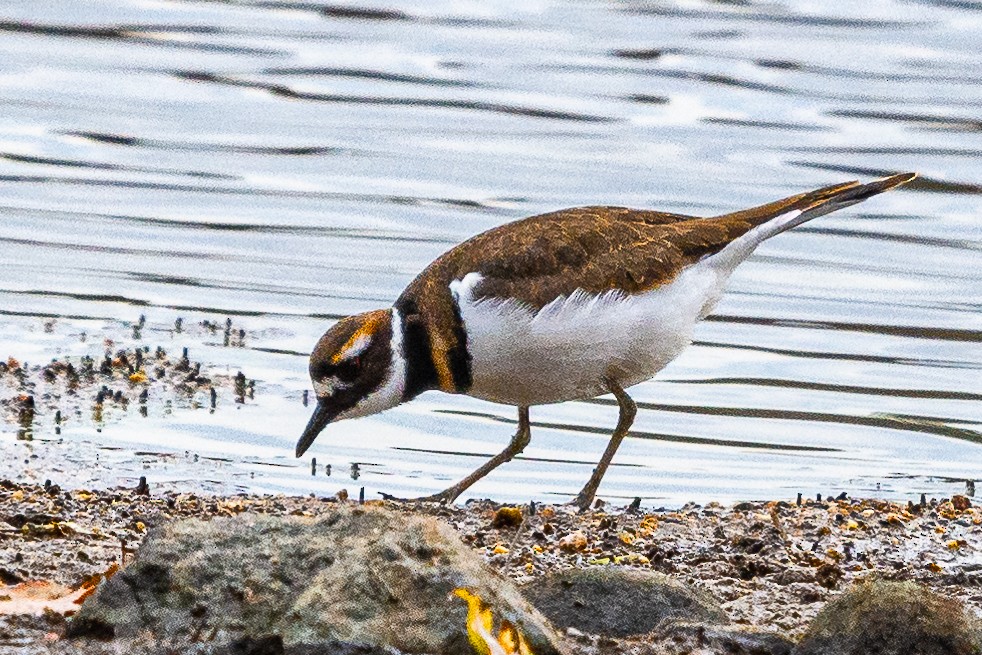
[395,299,439,401]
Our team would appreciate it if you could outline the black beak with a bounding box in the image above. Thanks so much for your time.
[295,400,335,457]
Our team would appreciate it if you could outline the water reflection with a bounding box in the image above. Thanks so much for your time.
[0,0,978,505]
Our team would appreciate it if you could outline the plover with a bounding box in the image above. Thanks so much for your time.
[297,173,915,508]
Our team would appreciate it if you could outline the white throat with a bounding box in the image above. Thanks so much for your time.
[334,308,407,421]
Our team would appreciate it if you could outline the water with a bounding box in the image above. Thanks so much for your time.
[0,0,979,506]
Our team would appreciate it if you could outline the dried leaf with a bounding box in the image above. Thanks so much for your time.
[453,588,535,655]
[454,588,496,655]
[498,620,534,655]
[0,581,88,616]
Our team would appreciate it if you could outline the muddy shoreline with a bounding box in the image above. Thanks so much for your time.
[0,479,978,652]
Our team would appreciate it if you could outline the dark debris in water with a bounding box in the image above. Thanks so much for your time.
[0,319,259,439]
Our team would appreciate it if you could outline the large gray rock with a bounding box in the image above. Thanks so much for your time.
[67,506,568,654]
[521,567,726,638]
[648,622,794,655]
[794,580,982,655]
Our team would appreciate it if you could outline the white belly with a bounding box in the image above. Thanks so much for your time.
[452,260,727,406]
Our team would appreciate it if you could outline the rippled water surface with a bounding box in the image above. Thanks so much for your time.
[0,0,979,506]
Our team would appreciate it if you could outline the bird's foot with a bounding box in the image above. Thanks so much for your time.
[414,487,464,505]
[569,490,597,513]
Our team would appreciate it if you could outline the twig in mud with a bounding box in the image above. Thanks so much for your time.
[506,510,530,557]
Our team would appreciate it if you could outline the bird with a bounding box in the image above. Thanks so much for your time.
[295,173,916,509]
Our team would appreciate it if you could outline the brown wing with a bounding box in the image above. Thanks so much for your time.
[414,174,915,308]
[423,206,704,308]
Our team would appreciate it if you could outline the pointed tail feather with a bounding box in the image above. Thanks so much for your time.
[716,172,917,241]
[685,173,915,319]
[698,173,916,274]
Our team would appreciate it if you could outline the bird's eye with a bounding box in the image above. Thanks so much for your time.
[336,358,360,381]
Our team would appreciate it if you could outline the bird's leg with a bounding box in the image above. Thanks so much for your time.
[416,406,531,504]
[572,379,637,511]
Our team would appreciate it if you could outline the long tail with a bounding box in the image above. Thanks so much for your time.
[720,172,915,241]
[703,172,916,270]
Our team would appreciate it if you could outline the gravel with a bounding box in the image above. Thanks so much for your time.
[0,481,978,652]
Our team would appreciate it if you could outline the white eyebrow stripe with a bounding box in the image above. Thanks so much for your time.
[338,334,371,361]
[334,307,406,421]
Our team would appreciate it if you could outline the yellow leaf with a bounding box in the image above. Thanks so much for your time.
[453,588,535,655]
[613,554,650,565]
[454,588,496,655]
[128,371,148,384]
[492,544,509,555]
[498,621,519,652]
[498,620,534,655]
[21,522,79,538]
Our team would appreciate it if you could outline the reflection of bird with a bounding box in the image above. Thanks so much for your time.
[296,174,915,509]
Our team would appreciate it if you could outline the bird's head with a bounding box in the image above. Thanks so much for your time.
[295,309,405,457]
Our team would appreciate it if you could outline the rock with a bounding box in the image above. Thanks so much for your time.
[492,506,524,528]
[646,622,794,655]
[214,636,401,654]
[557,531,588,552]
[952,495,972,511]
[814,562,843,590]
[521,566,726,638]
[555,622,793,655]
[794,580,982,655]
[67,506,567,654]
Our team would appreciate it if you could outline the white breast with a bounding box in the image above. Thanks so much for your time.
[451,259,727,407]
